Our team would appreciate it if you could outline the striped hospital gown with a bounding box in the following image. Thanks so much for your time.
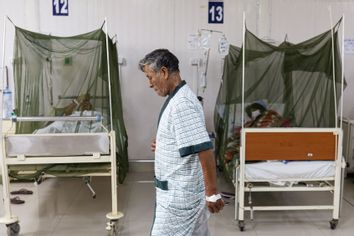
[151,81,213,236]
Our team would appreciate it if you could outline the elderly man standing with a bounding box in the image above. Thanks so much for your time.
[139,49,224,236]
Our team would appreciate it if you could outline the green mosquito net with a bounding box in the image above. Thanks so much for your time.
[12,26,128,183]
[214,23,345,182]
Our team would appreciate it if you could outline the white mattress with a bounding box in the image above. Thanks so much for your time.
[6,133,110,156]
[245,161,335,181]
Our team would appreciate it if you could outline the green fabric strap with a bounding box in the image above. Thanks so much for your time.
[154,177,168,191]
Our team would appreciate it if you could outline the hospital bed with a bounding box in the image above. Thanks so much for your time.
[0,117,123,236]
[234,128,345,231]
[214,15,345,231]
[0,20,127,236]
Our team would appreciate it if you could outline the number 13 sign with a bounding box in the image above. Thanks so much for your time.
[53,0,69,16]
[208,2,224,24]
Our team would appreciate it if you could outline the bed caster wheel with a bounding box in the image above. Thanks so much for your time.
[106,220,118,236]
[330,219,338,230]
[34,172,45,185]
[238,220,245,231]
[6,222,20,236]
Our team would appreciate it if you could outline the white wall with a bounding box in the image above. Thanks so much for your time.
[1,0,353,160]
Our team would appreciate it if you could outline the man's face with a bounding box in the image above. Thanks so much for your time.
[143,65,169,97]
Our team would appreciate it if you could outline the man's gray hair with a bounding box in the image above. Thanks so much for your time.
[139,49,179,74]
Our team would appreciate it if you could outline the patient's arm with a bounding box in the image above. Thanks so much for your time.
[79,100,92,111]
[63,100,79,116]
[63,94,92,116]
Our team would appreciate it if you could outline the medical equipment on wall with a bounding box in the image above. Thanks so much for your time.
[188,29,229,95]
[218,34,230,56]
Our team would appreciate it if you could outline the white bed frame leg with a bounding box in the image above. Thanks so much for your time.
[0,142,19,226]
[331,130,343,229]
[103,16,123,232]
[238,145,245,231]
[238,10,246,232]
[234,165,239,221]
[0,134,19,234]
[106,131,123,226]
[332,159,341,220]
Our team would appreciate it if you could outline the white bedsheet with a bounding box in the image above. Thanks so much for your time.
[245,161,335,181]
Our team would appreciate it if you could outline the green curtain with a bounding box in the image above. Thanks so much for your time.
[214,22,345,182]
[12,26,128,183]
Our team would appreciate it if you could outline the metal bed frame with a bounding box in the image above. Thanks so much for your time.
[0,16,123,236]
[234,128,345,231]
[0,117,123,236]
[232,12,346,232]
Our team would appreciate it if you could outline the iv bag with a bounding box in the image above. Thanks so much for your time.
[200,32,211,49]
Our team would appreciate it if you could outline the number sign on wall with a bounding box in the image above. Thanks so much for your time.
[53,0,69,16]
[208,1,224,24]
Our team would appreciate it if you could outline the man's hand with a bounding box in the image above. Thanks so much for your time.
[198,149,224,214]
[207,199,224,213]
[151,138,156,152]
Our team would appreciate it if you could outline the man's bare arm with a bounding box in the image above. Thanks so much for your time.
[198,149,224,213]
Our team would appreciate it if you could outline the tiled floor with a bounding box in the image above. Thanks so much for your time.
[0,170,354,235]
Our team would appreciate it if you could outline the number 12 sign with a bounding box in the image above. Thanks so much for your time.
[208,2,224,24]
[53,0,69,16]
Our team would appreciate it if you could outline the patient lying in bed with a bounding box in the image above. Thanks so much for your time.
[35,94,105,134]
[224,101,291,163]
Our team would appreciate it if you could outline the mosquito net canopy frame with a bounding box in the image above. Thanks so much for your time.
[11,25,128,183]
[214,19,345,181]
